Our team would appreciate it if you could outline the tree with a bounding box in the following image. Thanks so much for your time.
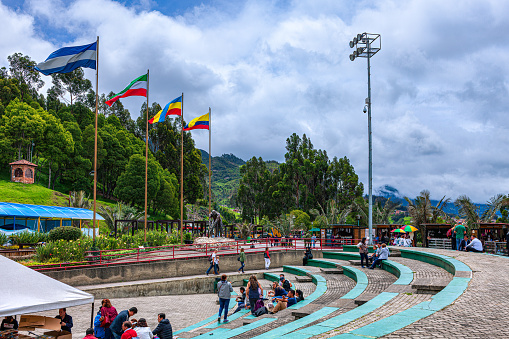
[114,154,161,208]
[7,53,44,101]
[290,210,311,230]
[38,111,75,189]
[273,213,295,237]
[0,98,46,164]
[50,68,92,109]
[373,198,402,225]
[404,190,449,245]
[0,77,21,116]
[99,203,144,233]
[455,194,509,232]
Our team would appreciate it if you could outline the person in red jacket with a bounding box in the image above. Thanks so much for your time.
[120,322,137,339]
[83,328,98,339]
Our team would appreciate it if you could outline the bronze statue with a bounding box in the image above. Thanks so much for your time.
[209,210,224,237]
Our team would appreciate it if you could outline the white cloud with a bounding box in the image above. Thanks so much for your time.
[2,0,509,202]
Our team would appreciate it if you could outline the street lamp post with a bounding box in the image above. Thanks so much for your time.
[349,33,381,246]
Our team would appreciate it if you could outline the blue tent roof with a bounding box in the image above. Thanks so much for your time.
[0,202,104,220]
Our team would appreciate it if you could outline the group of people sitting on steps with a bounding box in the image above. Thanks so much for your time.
[357,238,390,269]
[225,274,304,319]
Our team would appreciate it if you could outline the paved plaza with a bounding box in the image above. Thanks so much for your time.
[33,248,509,338]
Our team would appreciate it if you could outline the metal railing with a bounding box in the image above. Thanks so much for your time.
[484,241,508,255]
[428,238,451,249]
[29,237,360,271]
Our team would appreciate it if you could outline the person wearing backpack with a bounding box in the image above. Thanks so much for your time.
[246,275,263,314]
[279,274,292,291]
[206,250,219,275]
[217,274,234,323]
[237,248,246,273]
[264,247,271,269]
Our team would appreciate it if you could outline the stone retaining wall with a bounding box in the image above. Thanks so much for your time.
[41,249,322,286]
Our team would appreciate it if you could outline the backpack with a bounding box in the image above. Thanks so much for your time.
[253,299,264,312]
[282,279,291,291]
[253,306,268,317]
[208,254,213,263]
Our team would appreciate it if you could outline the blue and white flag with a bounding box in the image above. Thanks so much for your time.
[35,41,97,75]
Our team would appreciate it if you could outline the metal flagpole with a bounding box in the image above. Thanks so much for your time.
[180,93,184,245]
[144,69,149,242]
[92,36,99,242]
[208,107,212,216]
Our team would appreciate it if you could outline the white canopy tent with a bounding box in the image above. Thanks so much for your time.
[0,254,94,317]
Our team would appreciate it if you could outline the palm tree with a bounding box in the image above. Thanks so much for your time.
[236,223,255,240]
[273,214,295,237]
[309,200,351,227]
[455,194,509,232]
[69,190,92,209]
[405,190,433,244]
[99,203,144,234]
[373,197,402,225]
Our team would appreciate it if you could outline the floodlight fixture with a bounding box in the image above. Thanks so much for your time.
[348,32,381,246]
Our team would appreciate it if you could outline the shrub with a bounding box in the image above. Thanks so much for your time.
[48,226,82,242]
[0,233,8,246]
[10,231,49,245]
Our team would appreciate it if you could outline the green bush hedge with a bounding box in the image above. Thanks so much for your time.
[48,226,82,242]
[10,231,49,244]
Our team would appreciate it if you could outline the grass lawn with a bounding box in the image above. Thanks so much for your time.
[0,179,69,206]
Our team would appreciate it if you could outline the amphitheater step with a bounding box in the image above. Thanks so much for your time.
[292,310,312,319]
[412,279,448,294]
[354,293,379,306]
[295,275,313,282]
[320,267,343,274]
[348,260,362,266]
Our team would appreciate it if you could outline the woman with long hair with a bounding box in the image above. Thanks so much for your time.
[100,299,118,339]
[246,275,263,314]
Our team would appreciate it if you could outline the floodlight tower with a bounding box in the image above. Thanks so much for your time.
[349,33,381,245]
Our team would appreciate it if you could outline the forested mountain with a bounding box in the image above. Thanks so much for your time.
[200,151,246,206]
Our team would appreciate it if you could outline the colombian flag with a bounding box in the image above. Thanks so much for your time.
[149,96,182,124]
[183,113,209,131]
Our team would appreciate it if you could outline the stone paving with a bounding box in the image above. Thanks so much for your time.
[384,250,509,338]
[31,248,509,338]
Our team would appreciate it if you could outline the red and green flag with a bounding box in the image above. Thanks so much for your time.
[106,74,147,106]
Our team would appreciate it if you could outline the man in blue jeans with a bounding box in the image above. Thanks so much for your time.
[369,243,389,269]
[206,250,219,275]
[217,274,233,323]
[454,224,466,251]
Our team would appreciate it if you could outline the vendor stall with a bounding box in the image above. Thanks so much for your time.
[0,255,94,339]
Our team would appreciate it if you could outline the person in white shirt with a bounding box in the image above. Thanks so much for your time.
[133,318,152,339]
[465,235,483,252]
[206,250,219,275]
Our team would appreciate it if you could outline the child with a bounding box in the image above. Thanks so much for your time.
[232,287,247,314]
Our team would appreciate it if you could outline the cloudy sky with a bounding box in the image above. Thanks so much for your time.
[1,0,509,203]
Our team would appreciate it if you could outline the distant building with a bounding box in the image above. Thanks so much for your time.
[9,159,37,184]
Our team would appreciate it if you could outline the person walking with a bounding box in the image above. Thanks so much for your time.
[217,274,234,323]
[264,247,271,270]
[206,249,219,275]
[311,234,316,248]
[152,313,172,339]
[238,248,246,273]
[454,224,466,251]
[246,275,263,314]
[357,237,369,268]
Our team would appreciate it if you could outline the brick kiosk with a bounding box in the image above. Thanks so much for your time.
[9,159,37,184]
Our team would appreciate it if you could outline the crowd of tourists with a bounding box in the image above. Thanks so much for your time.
[38,300,174,339]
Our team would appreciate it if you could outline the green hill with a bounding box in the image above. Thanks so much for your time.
[200,151,245,206]
[200,151,281,207]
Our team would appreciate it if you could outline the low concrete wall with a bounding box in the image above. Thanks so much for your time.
[81,272,267,299]
[42,249,322,286]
